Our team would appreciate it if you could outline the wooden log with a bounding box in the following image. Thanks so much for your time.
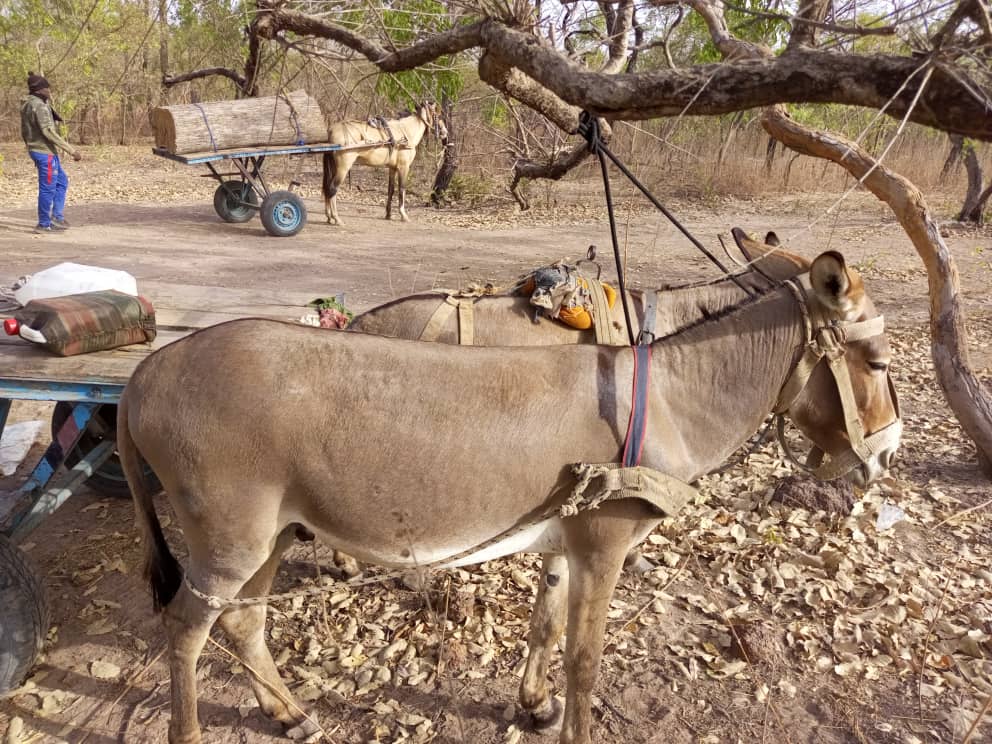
[150,90,327,154]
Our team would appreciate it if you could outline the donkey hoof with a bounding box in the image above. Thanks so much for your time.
[285,716,321,741]
[530,696,564,732]
[624,551,656,575]
[168,726,202,744]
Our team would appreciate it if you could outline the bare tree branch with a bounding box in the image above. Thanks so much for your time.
[162,67,250,93]
[600,0,633,74]
[256,1,992,141]
[787,0,833,51]
[719,0,899,38]
[932,0,981,49]
[478,52,580,132]
[255,1,487,71]
[480,21,991,139]
[509,140,590,210]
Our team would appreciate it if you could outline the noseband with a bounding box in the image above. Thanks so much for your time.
[773,279,902,481]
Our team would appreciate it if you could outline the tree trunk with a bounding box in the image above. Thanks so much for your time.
[430,95,458,207]
[939,134,964,184]
[763,107,992,476]
[158,0,169,78]
[956,140,986,223]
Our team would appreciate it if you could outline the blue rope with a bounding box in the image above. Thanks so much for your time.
[193,102,218,152]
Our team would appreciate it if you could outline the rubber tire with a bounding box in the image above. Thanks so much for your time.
[51,402,161,499]
[213,181,258,223]
[0,535,49,695]
[260,190,307,237]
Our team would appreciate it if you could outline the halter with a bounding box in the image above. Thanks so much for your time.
[773,278,902,481]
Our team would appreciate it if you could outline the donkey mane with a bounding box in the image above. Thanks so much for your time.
[653,281,784,343]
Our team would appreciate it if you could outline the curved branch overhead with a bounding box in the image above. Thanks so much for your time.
[255,0,992,142]
[479,23,991,139]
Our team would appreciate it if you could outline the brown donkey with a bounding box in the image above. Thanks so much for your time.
[119,251,900,744]
[328,230,808,575]
[322,102,445,226]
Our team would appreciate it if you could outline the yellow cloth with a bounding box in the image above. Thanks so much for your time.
[558,280,616,330]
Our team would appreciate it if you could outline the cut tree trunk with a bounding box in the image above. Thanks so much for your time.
[763,106,992,477]
[150,90,325,154]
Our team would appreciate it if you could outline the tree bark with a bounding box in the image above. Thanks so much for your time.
[158,0,169,79]
[430,95,458,207]
[763,107,992,473]
[940,134,965,184]
[956,140,987,223]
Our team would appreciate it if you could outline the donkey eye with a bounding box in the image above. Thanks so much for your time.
[868,361,889,372]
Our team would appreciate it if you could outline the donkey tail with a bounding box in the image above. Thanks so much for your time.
[322,151,338,199]
[117,389,182,612]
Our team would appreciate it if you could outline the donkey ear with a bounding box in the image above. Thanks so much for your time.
[764,231,780,246]
[810,251,865,319]
[731,227,762,261]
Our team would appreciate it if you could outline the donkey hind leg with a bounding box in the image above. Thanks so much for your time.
[162,525,292,744]
[385,167,396,220]
[519,553,569,730]
[216,526,318,739]
[559,526,630,744]
[325,152,357,226]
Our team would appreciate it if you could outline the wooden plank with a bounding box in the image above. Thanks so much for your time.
[152,138,393,165]
[0,281,335,390]
[0,330,189,386]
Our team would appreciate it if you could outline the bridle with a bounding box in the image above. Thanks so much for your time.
[773,278,902,481]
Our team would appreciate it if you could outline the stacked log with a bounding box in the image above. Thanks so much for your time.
[150,90,326,155]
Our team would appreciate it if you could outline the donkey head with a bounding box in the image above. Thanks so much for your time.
[416,101,448,142]
[779,251,901,487]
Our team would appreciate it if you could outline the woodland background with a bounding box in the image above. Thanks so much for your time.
[0,0,987,214]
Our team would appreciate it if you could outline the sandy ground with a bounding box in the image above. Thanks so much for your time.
[0,144,990,744]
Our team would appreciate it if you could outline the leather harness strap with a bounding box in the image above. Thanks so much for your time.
[637,290,659,345]
[560,462,696,518]
[773,277,901,480]
[420,294,475,345]
[623,345,652,467]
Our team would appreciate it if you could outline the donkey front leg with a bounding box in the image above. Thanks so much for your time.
[519,553,569,729]
[385,167,396,220]
[559,513,634,744]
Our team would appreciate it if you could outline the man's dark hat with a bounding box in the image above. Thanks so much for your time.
[27,72,50,94]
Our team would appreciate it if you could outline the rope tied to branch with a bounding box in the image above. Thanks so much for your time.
[575,110,754,317]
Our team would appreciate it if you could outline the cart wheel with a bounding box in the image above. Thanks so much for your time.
[213,181,258,223]
[51,403,161,499]
[0,535,49,695]
[260,190,307,237]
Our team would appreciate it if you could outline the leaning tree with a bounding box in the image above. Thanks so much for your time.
[249,0,992,475]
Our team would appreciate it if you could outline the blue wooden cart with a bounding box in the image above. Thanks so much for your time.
[0,289,318,692]
[153,140,386,237]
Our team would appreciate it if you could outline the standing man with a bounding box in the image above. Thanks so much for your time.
[20,72,82,234]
